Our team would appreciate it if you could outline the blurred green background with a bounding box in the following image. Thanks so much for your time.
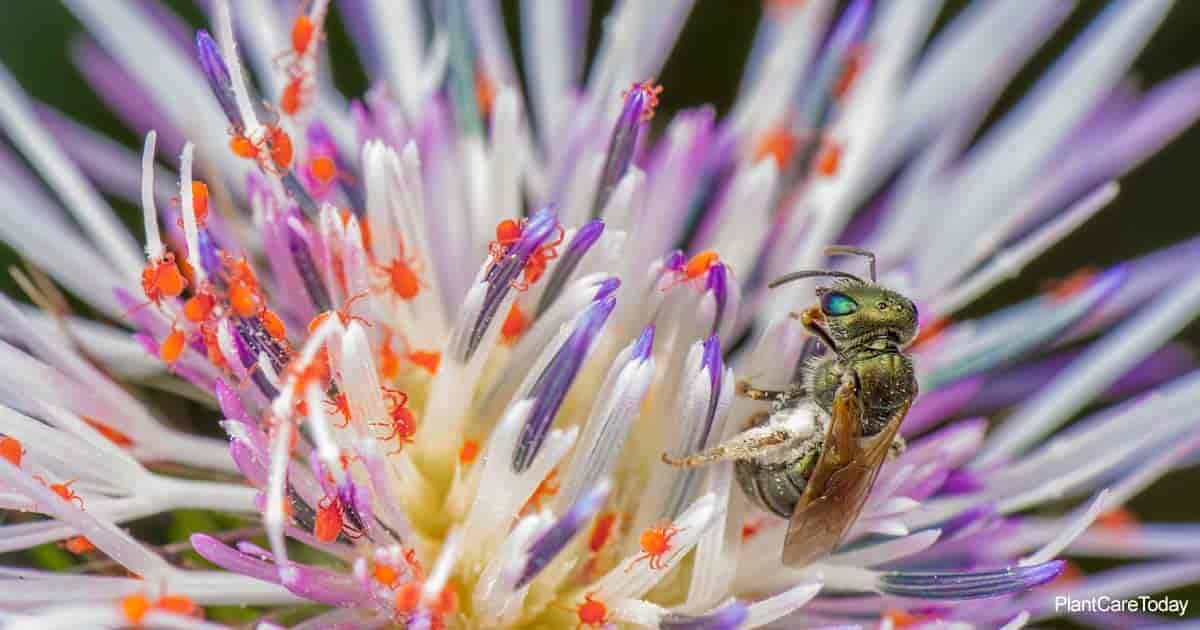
[0,0,1198,625]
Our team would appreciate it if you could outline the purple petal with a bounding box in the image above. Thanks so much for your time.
[535,220,607,317]
[513,294,616,472]
[195,30,243,130]
[593,84,651,217]
[469,206,561,360]
[286,220,333,313]
[661,602,748,630]
[517,482,609,588]
[632,324,656,362]
[878,560,1064,599]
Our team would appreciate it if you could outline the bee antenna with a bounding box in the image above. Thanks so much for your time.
[823,245,876,282]
[768,270,865,289]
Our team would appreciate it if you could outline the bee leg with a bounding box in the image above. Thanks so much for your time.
[662,412,789,468]
[736,379,789,401]
[888,434,906,461]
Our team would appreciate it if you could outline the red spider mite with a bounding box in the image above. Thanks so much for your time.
[197,320,228,371]
[570,592,609,629]
[380,326,441,376]
[621,79,664,122]
[1,436,23,467]
[815,139,842,177]
[325,391,353,428]
[589,512,619,553]
[309,290,373,333]
[314,493,364,542]
[171,181,211,229]
[374,243,424,300]
[488,219,565,290]
[140,252,187,308]
[35,476,84,509]
[182,289,216,324]
[82,416,134,448]
[160,323,187,364]
[500,303,528,344]
[661,250,721,292]
[371,387,417,454]
[521,468,560,514]
[229,125,294,173]
[280,72,312,117]
[627,523,683,571]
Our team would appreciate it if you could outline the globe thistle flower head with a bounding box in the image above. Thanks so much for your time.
[0,1,1199,629]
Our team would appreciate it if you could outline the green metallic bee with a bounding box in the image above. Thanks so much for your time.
[663,246,918,567]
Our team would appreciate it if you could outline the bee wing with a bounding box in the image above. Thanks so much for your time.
[782,378,908,568]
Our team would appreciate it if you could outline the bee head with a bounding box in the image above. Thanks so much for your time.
[768,245,919,349]
[815,282,918,346]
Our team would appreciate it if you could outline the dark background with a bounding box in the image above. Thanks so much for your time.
[0,0,1197,624]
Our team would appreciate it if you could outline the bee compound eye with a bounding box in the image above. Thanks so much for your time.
[821,291,859,316]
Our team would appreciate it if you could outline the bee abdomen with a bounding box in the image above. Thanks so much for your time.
[736,459,809,518]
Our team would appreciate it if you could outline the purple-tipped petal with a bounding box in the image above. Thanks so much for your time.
[195,30,243,130]
[469,206,561,360]
[705,263,729,335]
[286,221,333,313]
[281,171,320,218]
[661,601,748,630]
[215,380,251,424]
[517,481,609,588]
[191,533,278,583]
[940,504,996,539]
[632,324,656,362]
[593,84,653,217]
[536,220,607,316]
[878,560,1064,599]
[513,295,616,472]
[939,468,986,495]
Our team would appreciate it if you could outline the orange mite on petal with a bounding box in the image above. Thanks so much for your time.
[628,524,682,571]
[683,250,719,280]
[815,141,842,177]
[1095,506,1140,532]
[754,127,797,167]
[0,436,22,467]
[122,593,151,624]
[589,512,618,553]
[292,15,315,56]
[573,592,609,629]
[409,350,441,375]
[259,307,287,342]
[432,582,459,617]
[82,416,135,447]
[229,280,259,318]
[230,135,258,159]
[883,608,923,628]
[155,594,198,617]
[160,326,186,364]
[501,304,527,343]
[63,536,96,554]
[310,155,337,183]
[269,126,294,171]
[458,440,480,466]
[190,181,210,226]
[183,292,216,323]
[373,562,399,587]
[314,496,343,542]
[281,75,305,116]
[394,582,423,613]
[143,253,187,304]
